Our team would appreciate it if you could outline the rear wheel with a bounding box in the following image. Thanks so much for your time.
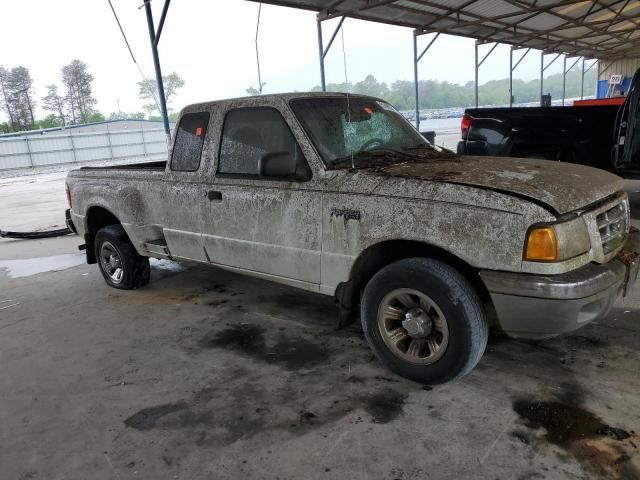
[361,258,487,384]
[95,224,150,290]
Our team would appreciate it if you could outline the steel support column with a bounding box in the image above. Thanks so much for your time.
[475,42,498,108]
[413,31,440,132]
[581,58,597,99]
[562,56,582,105]
[475,43,479,108]
[540,52,561,106]
[509,49,513,107]
[562,56,567,105]
[413,32,419,131]
[510,47,531,107]
[540,51,544,103]
[316,15,346,92]
[581,57,585,100]
[144,0,171,140]
[317,19,326,91]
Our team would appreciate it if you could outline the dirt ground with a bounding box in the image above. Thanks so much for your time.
[1,167,640,480]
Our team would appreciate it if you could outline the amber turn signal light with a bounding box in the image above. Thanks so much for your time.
[524,226,558,262]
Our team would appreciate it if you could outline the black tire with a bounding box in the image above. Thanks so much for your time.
[361,258,488,384]
[94,224,150,290]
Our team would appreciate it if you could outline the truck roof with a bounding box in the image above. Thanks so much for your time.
[180,91,380,115]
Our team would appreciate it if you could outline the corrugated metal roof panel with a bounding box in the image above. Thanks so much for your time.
[253,0,640,59]
[554,26,592,39]
[394,1,449,15]
[516,12,567,31]
[463,0,522,18]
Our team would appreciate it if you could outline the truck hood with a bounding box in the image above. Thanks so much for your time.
[369,155,624,215]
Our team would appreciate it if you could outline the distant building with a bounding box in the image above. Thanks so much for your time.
[597,56,640,98]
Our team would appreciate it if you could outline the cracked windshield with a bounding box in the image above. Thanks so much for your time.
[290,97,436,169]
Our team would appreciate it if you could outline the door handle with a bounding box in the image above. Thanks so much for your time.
[207,190,222,202]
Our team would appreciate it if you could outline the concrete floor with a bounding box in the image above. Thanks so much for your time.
[1,168,640,480]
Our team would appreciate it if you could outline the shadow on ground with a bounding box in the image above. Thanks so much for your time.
[1,253,639,480]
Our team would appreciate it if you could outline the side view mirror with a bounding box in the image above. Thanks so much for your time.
[259,151,311,181]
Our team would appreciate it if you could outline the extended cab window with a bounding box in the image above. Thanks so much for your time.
[171,111,210,171]
[218,107,311,180]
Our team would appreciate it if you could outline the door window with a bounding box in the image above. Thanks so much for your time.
[170,111,210,172]
[218,107,311,180]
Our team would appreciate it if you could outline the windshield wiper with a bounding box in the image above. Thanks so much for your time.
[331,145,458,169]
[331,148,417,169]
[402,143,433,151]
[403,143,456,155]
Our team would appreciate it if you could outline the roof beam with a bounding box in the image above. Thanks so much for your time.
[246,0,640,59]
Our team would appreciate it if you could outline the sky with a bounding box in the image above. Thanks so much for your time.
[0,0,568,121]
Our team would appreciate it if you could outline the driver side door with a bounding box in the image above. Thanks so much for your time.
[200,103,322,290]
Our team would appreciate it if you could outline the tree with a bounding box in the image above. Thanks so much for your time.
[109,111,148,120]
[62,60,97,124]
[0,67,16,130]
[245,82,266,96]
[137,72,185,116]
[88,111,105,123]
[309,67,597,111]
[36,114,64,129]
[353,75,389,98]
[42,84,67,125]
[0,66,36,131]
[108,111,126,120]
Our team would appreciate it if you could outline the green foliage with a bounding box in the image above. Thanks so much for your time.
[62,59,97,124]
[312,68,598,110]
[41,84,67,125]
[0,66,36,131]
[246,82,267,96]
[138,72,185,115]
[1,59,100,132]
[145,112,178,122]
[35,114,64,129]
[87,112,106,123]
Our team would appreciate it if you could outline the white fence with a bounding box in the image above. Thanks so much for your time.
[0,128,169,170]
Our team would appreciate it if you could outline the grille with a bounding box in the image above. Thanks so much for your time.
[596,201,628,254]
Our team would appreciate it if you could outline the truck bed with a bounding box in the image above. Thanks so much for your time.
[458,105,620,171]
[80,160,167,171]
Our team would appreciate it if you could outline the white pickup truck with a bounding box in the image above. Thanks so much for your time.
[66,92,638,384]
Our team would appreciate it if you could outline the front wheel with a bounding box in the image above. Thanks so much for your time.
[95,224,150,290]
[361,258,488,384]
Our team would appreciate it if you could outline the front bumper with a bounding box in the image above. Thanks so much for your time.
[480,258,632,339]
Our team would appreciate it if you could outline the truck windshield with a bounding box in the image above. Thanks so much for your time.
[290,97,433,169]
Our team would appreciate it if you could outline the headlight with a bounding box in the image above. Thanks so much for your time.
[525,226,557,261]
[524,218,591,262]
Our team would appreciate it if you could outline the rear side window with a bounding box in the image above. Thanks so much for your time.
[170,111,210,171]
[218,107,302,176]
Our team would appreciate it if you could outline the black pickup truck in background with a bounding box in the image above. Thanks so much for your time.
[457,68,639,178]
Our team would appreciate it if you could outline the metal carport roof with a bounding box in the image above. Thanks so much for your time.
[139,0,640,137]
[250,0,640,59]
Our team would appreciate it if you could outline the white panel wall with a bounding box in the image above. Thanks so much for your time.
[599,57,640,80]
[0,138,31,169]
[0,128,169,171]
